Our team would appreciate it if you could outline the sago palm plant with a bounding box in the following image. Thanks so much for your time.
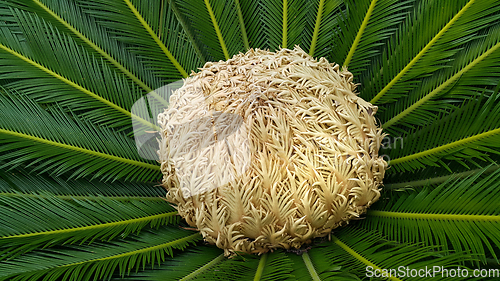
[0,0,499,280]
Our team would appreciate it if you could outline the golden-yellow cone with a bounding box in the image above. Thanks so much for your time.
[158,46,387,256]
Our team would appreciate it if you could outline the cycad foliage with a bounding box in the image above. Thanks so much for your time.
[0,0,499,280]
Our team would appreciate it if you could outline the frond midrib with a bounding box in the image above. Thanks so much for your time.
[302,252,321,281]
[179,253,225,281]
[389,127,500,165]
[168,0,207,63]
[123,0,188,77]
[368,210,500,221]
[0,192,165,201]
[0,42,158,130]
[383,165,499,189]
[234,0,249,50]
[0,128,160,171]
[308,0,325,57]
[32,0,155,93]
[203,0,229,60]
[0,211,177,240]
[370,0,475,104]
[332,235,402,281]
[253,252,268,281]
[383,40,500,129]
[282,0,288,49]
[343,0,378,68]
[62,233,201,268]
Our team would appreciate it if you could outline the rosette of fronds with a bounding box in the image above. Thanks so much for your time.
[0,0,499,280]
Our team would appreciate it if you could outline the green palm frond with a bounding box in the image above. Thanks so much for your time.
[0,168,165,198]
[7,0,201,82]
[287,254,321,281]
[288,252,362,281]
[304,0,343,58]
[0,92,160,181]
[120,227,474,281]
[332,0,410,76]
[76,0,201,78]
[363,0,500,104]
[2,0,162,92]
[301,227,466,280]
[0,227,201,281]
[364,167,500,264]
[383,163,500,191]
[0,192,177,259]
[261,0,310,51]
[0,9,155,130]
[381,22,500,131]
[386,93,500,173]
[114,247,225,281]
[236,0,265,48]
[173,0,245,61]
[198,251,295,281]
